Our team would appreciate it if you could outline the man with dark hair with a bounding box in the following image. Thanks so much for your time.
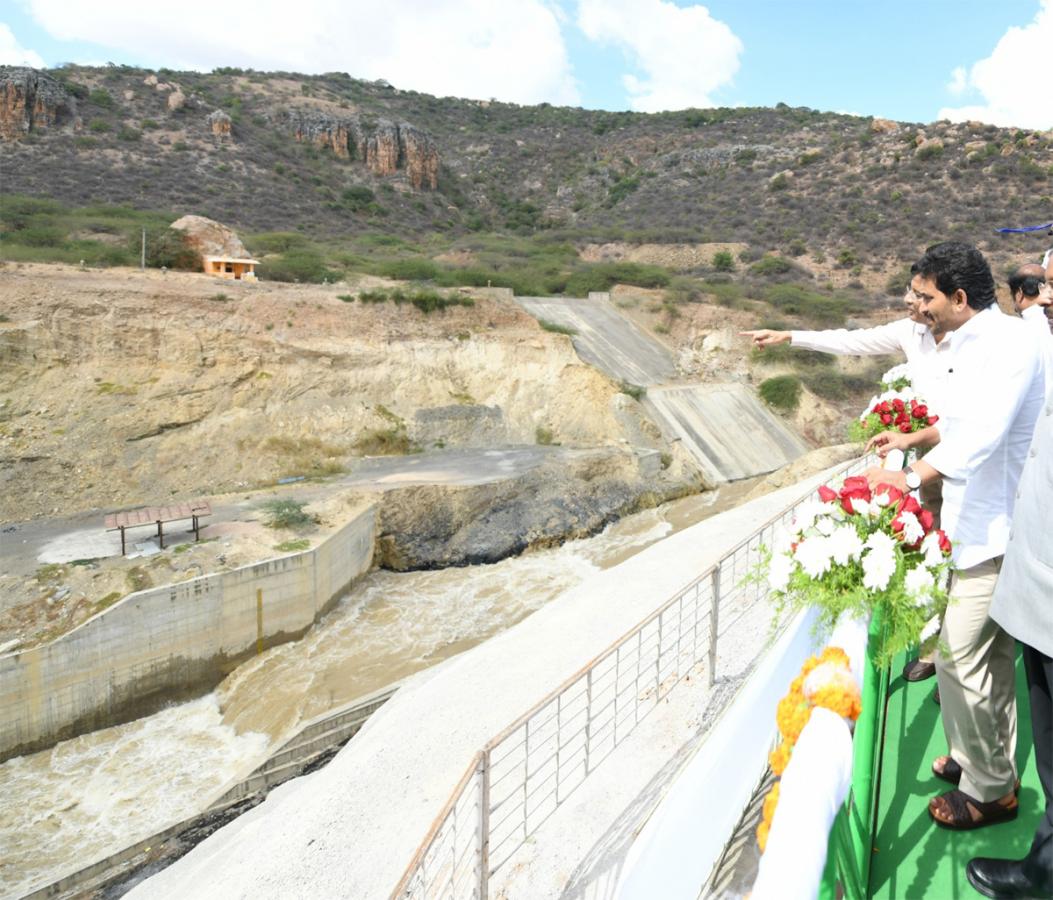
[743,280,950,683]
[865,241,1047,831]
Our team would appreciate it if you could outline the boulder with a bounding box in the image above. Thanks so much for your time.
[206,109,232,138]
[169,215,249,259]
[871,117,899,134]
[167,90,185,111]
[0,67,78,140]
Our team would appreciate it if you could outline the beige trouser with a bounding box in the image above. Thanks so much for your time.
[935,555,1018,801]
[917,480,943,665]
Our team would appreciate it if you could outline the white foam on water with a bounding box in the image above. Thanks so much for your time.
[0,494,701,895]
[0,695,269,898]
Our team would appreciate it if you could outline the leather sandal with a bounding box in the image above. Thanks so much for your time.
[903,658,937,682]
[930,757,1020,795]
[929,789,1018,830]
[932,756,962,785]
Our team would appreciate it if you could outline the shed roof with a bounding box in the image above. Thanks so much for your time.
[204,255,260,265]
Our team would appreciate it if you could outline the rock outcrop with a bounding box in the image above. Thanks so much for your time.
[206,109,232,138]
[0,67,78,141]
[169,215,249,258]
[284,110,440,189]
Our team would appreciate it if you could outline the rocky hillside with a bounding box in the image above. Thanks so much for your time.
[2,64,1051,261]
[0,264,683,521]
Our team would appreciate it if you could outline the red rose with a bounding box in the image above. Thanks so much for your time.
[892,399,905,412]
[839,476,872,514]
[875,484,904,503]
[899,423,912,433]
[818,485,838,503]
[912,404,928,419]
[898,495,922,515]
[937,530,951,554]
[880,414,893,425]
[927,415,939,425]
[918,509,934,531]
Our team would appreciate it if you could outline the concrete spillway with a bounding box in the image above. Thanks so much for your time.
[517,294,676,385]
[645,384,809,484]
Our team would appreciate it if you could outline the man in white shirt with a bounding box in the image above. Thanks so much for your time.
[741,285,950,416]
[864,242,1047,831]
[743,284,950,683]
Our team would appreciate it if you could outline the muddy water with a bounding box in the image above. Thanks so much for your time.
[0,480,760,898]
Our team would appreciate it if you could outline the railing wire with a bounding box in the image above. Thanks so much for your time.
[391,456,870,899]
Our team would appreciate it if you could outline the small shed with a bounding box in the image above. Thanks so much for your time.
[203,255,259,281]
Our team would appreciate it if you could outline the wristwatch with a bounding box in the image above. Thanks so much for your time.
[905,468,922,491]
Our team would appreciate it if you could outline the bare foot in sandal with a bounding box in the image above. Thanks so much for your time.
[932,756,962,784]
[928,789,1017,830]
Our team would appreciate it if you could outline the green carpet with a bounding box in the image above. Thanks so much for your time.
[868,651,1043,899]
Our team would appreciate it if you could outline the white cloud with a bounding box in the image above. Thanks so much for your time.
[21,0,580,106]
[577,0,741,112]
[0,23,45,67]
[938,0,1053,129]
[946,65,967,97]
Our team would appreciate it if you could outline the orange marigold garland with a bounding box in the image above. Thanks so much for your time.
[757,646,861,852]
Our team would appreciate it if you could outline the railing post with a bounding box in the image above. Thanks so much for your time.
[708,566,721,687]
[479,749,491,900]
[584,667,593,775]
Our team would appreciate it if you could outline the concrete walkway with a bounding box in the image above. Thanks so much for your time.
[127,463,847,900]
[0,446,571,603]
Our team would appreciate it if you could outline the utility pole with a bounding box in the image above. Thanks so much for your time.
[140,228,146,271]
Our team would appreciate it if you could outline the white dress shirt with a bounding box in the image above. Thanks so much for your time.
[1021,305,1053,398]
[791,318,950,416]
[922,306,1047,569]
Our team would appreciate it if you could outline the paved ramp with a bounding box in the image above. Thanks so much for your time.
[518,295,676,385]
[645,384,808,484]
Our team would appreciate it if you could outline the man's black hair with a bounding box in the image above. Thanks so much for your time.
[912,241,997,310]
[1008,273,1046,298]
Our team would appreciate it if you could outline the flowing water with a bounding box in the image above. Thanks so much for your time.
[0,481,759,898]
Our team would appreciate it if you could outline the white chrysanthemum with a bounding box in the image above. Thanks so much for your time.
[874,491,892,507]
[897,510,924,545]
[794,499,829,533]
[878,387,917,405]
[904,565,935,605]
[815,515,837,536]
[794,536,832,579]
[850,496,877,518]
[828,524,864,565]
[769,550,795,593]
[881,363,913,387]
[920,531,944,568]
[861,531,897,591]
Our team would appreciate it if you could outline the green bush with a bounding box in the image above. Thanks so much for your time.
[538,319,577,336]
[563,261,670,295]
[248,232,310,254]
[619,382,646,401]
[89,120,111,133]
[341,185,376,212]
[88,88,114,109]
[376,258,441,281]
[260,499,315,529]
[759,375,802,411]
[749,256,798,277]
[117,127,141,142]
[258,249,340,283]
[712,251,736,272]
[765,284,849,325]
[135,227,201,270]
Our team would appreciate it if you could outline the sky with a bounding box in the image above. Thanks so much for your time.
[1,0,1050,129]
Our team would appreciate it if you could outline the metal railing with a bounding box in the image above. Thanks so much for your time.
[392,456,870,900]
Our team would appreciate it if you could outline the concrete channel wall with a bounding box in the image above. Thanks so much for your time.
[0,505,376,762]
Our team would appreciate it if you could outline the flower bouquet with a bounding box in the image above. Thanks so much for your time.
[765,475,952,667]
[847,364,939,443]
